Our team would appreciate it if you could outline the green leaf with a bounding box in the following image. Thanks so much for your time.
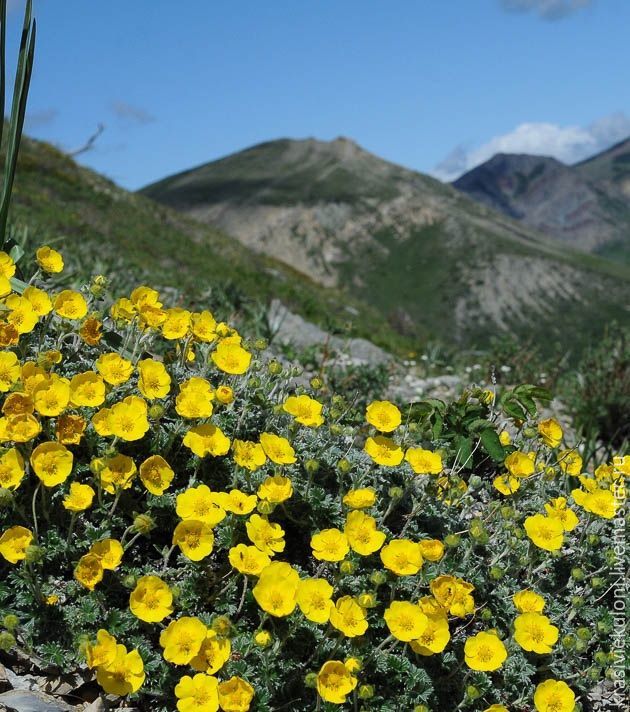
[480,428,507,462]
[455,435,473,469]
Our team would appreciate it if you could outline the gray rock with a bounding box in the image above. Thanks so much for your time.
[0,689,74,711]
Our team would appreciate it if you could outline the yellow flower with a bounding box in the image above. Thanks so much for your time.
[405,447,443,474]
[63,482,95,512]
[297,578,334,624]
[212,489,257,515]
[85,629,117,669]
[99,454,137,494]
[0,351,20,392]
[513,589,545,613]
[211,341,251,375]
[3,413,41,442]
[96,644,145,696]
[139,455,174,496]
[173,520,215,561]
[311,528,350,562]
[232,440,266,471]
[0,526,33,563]
[514,612,559,654]
[344,510,386,555]
[483,706,509,712]
[342,488,376,509]
[0,323,18,346]
[215,385,234,405]
[53,290,87,320]
[110,297,136,323]
[524,514,564,551]
[175,377,214,419]
[190,631,231,675]
[464,631,508,671]
[257,475,293,503]
[175,672,219,712]
[176,484,226,525]
[572,487,617,519]
[79,316,103,345]
[282,394,324,427]
[23,286,52,316]
[0,448,25,490]
[74,553,104,590]
[183,424,230,457]
[252,562,300,617]
[191,310,217,342]
[430,575,475,617]
[316,661,357,705]
[499,430,511,446]
[217,676,255,712]
[365,435,404,466]
[228,544,271,576]
[505,451,535,478]
[36,246,64,273]
[6,295,38,334]
[418,539,444,562]
[259,432,296,465]
[69,371,106,407]
[90,539,124,570]
[33,375,71,416]
[384,600,428,641]
[533,679,575,712]
[365,400,401,432]
[56,413,87,444]
[30,442,73,487]
[380,539,423,576]
[137,358,171,399]
[558,449,582,476]
[538,418,563,448]
[328,596,368,638]
[0,251,15,278]
[2,392,33,417]
[161,308,191,340]
[544,497,579,531]
[160,617,207,665]
[493,474,521,495]
[246,514,285,555]
[96,352,133,385]
[253,630,272,648]
[130,575,173,623]
[109,396,150,441]
[410,612,450,655]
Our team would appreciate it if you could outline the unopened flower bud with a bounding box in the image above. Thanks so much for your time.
[329,408,342,420]
[571,567,585,581]
[3,614,18,631]
[465,685,481,700]
[291,366,302,377]
[370,571,387,586]
[310,377,323,390]
[133,513,155,534]
[339,560,356,575]
[0,631,15,651]
[444,534,460,548]
[254,338,268,351]
[591,576,604,590]
[481,608,493,621]
[575,639,587,652]
[562,635,576,650]
[329,423,343,436]
[577,627,591,641]
[388,486,403,500]
[332,395,345,407]
[253,630,272,648]
[597,620,612,634]
[337,458,351,474]
[268,360,283,376]
[489,566,504,580]
[122,574,137,589]
[344,657,362,673]
[594,651,609,665]
[247,377,261,389]
[148,404,165,420]
[571,595,584,609]
[414,706,429,712]
[25,545,43,564]
[257,500,276,515]
[357,593,377,609]
[0,488,13,508]
[587,534,600,546]
[304,672,318,689]
[305,459,320,475]
[212,616,232,637]
[358,685,374,699]
[523,427,537,438]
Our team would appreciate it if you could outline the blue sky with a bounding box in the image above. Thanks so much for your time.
[7,0,630,189]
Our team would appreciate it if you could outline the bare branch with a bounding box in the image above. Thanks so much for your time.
[68,123,105,157]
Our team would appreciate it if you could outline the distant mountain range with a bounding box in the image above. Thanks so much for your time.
[141,137,630,354]
[453,138,630,264]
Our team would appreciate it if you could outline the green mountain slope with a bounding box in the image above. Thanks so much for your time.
[9,136,406,351]
[453,138,630,263]
[141,137,630,354]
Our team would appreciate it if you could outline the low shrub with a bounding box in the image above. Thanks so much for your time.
[0,246,625,711]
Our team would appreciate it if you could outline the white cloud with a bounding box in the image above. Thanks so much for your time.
[500,0,592,20]
[433,112,630,181]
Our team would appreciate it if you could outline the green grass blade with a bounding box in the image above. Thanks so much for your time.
[0,0,35,247]
[0,0,6,153]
